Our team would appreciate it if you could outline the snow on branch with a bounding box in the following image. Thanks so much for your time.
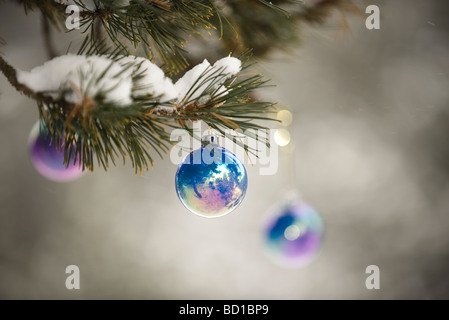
[15,54,241,108]
[0,52,272,173]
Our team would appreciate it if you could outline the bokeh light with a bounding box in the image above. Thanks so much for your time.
[277,109,293,127]
[274,129,291,147]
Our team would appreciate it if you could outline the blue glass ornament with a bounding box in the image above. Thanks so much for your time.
[175,137,248,218]
[264,199,324,267]
[28,121,84,182]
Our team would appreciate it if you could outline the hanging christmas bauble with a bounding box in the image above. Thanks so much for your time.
[175,137,248,218]
[28,121,84,182]
[264,199,324,267]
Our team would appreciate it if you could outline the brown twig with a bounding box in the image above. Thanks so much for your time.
[0,55,72,108]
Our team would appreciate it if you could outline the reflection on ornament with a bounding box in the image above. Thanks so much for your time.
[28,121,84,182]
[175,143,248,218]
[264,201,324,267]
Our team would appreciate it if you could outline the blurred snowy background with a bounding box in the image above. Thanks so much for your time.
[1,0,448,299]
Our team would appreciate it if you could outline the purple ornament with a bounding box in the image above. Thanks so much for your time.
[28,121,84,182]
[264,201,324,267]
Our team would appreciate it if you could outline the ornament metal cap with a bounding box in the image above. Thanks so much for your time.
[202,134,220,145]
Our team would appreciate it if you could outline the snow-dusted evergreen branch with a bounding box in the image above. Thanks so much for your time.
[0,0,356,173]
[0,53,275,173]
[0,55,64,106]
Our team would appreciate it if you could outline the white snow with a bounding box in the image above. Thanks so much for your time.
[174,57,241,104]
[17,54,134,105]
[212,56,242,76]
[174,59,211,103]
[17,54,241,107]
[119,56,177,102]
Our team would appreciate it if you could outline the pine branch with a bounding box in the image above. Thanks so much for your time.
[47,0,224,72]
[0,53,276,174]
[0,55,65,106]
[19,0,356,72]
[185,0,358,64]
[0,0,358,175]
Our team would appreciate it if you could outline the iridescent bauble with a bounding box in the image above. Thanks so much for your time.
[28,121,84,182]
[264,201,324,267]
[175,145,248,218]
